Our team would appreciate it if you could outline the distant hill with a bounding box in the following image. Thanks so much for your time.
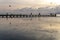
[0,5,60,15]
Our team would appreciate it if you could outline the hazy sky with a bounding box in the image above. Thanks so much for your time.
[0,0,60,10]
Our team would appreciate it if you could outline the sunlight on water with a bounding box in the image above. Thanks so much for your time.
[0,17,60,40]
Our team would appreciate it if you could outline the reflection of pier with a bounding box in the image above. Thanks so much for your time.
[0,13,56,18]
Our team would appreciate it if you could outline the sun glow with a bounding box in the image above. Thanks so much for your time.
[46,0,60,5]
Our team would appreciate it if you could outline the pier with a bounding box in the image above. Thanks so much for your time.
[0,13,56,18]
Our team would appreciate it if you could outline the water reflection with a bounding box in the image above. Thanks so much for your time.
[0,17,59,40]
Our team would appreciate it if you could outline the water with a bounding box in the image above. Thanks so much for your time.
[0,17,60,40]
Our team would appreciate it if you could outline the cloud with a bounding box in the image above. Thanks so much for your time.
[0,0,59,10]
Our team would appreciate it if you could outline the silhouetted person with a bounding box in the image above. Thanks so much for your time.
[50,13,53,16]
[6,13,8,20]
[38,13,41,17]
[55,14,56,17]
[31,13,32,17]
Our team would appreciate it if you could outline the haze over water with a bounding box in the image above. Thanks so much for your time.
[0,17,60,40]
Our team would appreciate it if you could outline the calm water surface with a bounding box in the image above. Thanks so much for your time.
[0,17,60,40]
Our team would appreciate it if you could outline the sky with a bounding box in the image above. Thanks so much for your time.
[0,0,60,10]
